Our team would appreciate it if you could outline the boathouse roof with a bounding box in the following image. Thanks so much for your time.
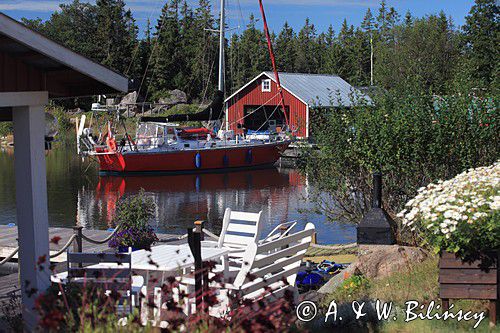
[0,12,128,98]
[226,71,371,108]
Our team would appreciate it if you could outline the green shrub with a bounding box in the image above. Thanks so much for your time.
[0,122,12,137]
[47,104,72,132]
[108,189,159,250]
[300,82,498,239]
[325,274,371,303]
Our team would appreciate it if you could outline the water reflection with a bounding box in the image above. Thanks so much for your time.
[83,168,306,233]
[0,146,355,244]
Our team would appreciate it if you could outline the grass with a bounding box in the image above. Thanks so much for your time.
[321,255,497,332]
[304,245,358,265]
[304,254,357,264]
[382,314,500,332]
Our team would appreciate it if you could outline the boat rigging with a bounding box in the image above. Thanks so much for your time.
[76,0,292,174]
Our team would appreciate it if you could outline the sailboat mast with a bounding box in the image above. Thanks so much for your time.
[218,0,225,93]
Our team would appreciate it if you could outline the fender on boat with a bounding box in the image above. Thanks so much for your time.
[223,154,229,167]
[195,152,201,168]
[246,149,253,164]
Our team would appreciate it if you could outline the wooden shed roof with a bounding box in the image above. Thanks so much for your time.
[0,12,128,98]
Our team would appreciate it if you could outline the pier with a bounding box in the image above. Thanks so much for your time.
[0,225,180,264]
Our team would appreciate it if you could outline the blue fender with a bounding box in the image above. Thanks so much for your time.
[223,154,229,167]
[195,176,201,191]
[195,152,201,168]
[246,149,253,164]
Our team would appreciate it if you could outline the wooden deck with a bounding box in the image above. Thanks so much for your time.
[0,225,181,262]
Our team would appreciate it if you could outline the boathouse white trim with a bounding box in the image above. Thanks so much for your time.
[0,12,128,329]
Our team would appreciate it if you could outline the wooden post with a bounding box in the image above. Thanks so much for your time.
[279,225,288,237]
[280,225,288,250]
[188,221,204,312]
[72,226,83,268]
[195,221,208,312]
[10,94,51,331]
[311,232,317,245]
[73,226,83,253]
[490,300,497,327]
[441,299,449,311]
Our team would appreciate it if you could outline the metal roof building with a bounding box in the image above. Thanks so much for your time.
[225,72,370,138]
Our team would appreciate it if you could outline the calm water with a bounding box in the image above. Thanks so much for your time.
[0,144,355,244]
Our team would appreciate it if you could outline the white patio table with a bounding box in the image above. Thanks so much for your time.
[88,244,230,281]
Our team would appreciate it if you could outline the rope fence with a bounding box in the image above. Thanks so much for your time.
[80,224,122,245]
[0,224,356,266]
[0,246,18,266]
[49,234,77,259]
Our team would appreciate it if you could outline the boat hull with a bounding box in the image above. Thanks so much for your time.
[96,141,290,174]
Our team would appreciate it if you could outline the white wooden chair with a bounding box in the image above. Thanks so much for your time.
[259,220,297,244]
[179,222,315,316]
[203,208,264,257]
[51,250,144,314]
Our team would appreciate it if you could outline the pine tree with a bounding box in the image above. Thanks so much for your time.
[376,14,459,93]
[275,22,297,72]
[41,0,100,61]
[295,18,318,73]
[192,0,217,100]
[95,0,138,73]
[404,10,413,26]
[178,0,196,96]
[377,0,388,31]
[135,19,153,92]
[325,24,335,47]
[236,14,269,82]
[148,0,183,100]
[361,8,375,32]
[461,0,499,90]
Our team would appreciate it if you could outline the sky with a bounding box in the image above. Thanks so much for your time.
[0,0,476,37]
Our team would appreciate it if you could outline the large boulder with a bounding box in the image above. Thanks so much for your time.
[317,245,428,294]
[120,91,139,106]
[355,245,428,279]
[158,89,187,106]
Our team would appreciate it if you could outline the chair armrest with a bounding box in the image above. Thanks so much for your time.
[201,240,219,248]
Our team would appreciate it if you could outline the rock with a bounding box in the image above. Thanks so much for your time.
[158,89,187,106]
[354,245,428,279]
[119,91,139,106]
[121,105,139,118]
[317,245,428,294]
[135,109,155,117]
[318,262,360,294]
[67,108,84,115]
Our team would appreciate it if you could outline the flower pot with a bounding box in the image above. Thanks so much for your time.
[117,246,141,253]
[439,251,499,326]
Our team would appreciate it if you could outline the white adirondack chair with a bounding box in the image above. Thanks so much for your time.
[179,222,315,316]
[259,220,297,243]
[204,208,264,257]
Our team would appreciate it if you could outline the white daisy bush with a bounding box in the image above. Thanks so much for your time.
[398,162,500,262]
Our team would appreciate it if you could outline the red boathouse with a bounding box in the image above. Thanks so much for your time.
[225,72,371,139]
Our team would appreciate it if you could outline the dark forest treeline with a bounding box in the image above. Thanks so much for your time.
[22,0,499,102]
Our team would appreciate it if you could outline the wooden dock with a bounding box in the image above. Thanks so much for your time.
[0,225,180,263]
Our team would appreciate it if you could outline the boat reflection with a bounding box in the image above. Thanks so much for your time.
[79,167,307,235]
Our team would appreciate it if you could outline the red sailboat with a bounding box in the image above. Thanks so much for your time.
[76,0,291,174]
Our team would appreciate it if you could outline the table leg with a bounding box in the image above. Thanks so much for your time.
[223,254,229,282]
